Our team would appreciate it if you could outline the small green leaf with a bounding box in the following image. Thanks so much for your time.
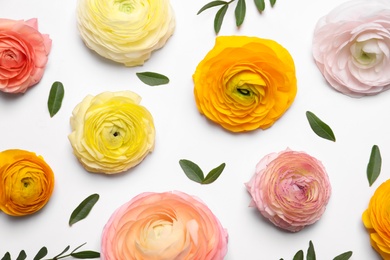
[254,0,265,11]
[202,163,226,184]
[47,81,64,118]
[70,243,87,254]
[179,159,204,183]
[69,194,99,226]
[33,247,48,260]
[136,72,169,86]
[293,250,304,260]
[1,252,10,260]
[214,4,228,34]
[367,145,382,187]
[333,251,353,260]
[306,111,336,142]
[71,251,100,259]
[269,0,276,7]
[197,0,227,15]
[16,251,26,260]
[235,0,246,26]
[52,246,70,259]
[307,241,316,260]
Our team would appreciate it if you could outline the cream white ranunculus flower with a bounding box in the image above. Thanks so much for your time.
[68,91,155,174]
[313,0,390,97]
[76,0,175,66]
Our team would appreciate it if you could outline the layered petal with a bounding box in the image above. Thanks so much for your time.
[0,149,55,216]
[68,91,155,174]
[312,0,390,97]
[362,179,390,259]
[193,36,297,133]
[101,191,228,260]
[0,18,51,93]
[245,149,331,232]
[76,0,175,66]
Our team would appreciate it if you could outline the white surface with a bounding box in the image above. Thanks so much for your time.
[0,0,386,259]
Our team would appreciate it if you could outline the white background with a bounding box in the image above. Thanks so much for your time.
[0,0,388,259]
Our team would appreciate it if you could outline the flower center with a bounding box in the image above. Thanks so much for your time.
[350,39,384,68]
[114,0,134,13]
[22,177,32,188]
[225,70,266,104]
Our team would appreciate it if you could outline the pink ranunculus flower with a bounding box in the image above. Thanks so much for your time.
[245,149,331,232]
[312,0,390,97]
[0,18,51,94]
[101,191,228,260]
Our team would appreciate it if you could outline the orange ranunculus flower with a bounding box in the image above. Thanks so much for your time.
[193,36,297,132]
[362,179,390,259]
[0,149,55,216]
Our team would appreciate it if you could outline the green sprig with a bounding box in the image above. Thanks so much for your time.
[280,241,352,260]
[1,243,99,260]
[197,0,277,34]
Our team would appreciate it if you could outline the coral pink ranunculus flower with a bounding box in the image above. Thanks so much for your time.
[101,191,228,260]
[0,18,51,93]
[312,0,390,97]
[245,149,331,232]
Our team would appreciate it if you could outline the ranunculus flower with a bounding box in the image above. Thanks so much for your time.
[101,191,228,260]
[76,0,175,66]
[0,18,52,93]
[312,0,390,97]
[362,179,390,259]
[0,149,55,216]
[68,91,155,174]
[193,36,297,133]
[245,149,331,232]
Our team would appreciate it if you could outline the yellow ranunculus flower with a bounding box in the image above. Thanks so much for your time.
[68,91,155,174]
[0,149,55,216]
[193,36,297,132]
[76,0,175,66]
[363,179,390,259]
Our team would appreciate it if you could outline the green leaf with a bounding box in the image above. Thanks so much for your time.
[33,247,48,260]
[47,81,64,118]
[16,251,26,260]
[214,4,228,34]
[69,194,99,226]
[235,0,246,26]
[293,250,304,260]
[1,252,10,260]
[306,111,336,142]
[70,243,87,254]
[307,241,316,260]
[367,145,382,187]
[333,251,353,260]
[202,163,226,184]
[52,246,70,259]
[254,0,265,11]
[269,0,276,7]
[136,72,169,86]
[179,159,204,183]
[197,0,227,15]
[71,251,100,259]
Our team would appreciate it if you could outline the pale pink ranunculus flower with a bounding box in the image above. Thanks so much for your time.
[245,149,331,232]
[312,0,390,97]
[0,18,51,93]
[101,191,228,260]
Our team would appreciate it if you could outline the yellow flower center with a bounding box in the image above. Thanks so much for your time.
[114,0,134,13]
[226,70,266,104]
